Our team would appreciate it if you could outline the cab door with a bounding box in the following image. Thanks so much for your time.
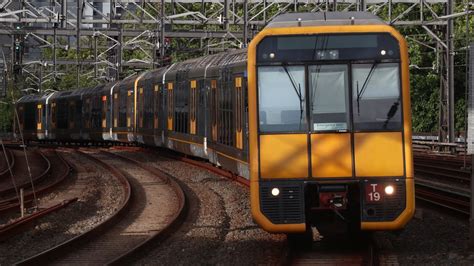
[308,64,353,178]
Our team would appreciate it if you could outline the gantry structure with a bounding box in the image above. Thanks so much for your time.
[0,0,472,143]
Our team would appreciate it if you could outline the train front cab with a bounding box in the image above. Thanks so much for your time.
[248,14,414,234]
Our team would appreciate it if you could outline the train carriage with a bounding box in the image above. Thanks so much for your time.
[248,12,414,234]
[204,50,249,178]
[136,68,167,146]
[81,84,115,143]
[111,75,141,143]
[48,88,91,142]
[15,93,52,141]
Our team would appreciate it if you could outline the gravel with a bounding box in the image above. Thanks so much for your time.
[376,202,474,265]
[0,150,124,264]
[121,151,287,265]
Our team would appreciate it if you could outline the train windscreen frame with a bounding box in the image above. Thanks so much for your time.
[256,33,402,133]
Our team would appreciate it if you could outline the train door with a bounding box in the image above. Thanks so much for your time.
[50,102,56,130]
[101,95,107,129]
[210,79,217,141]
[167,82,174,131]
[234,76,244,149]
[127,88,134,132]
[68,101,76,129]
[36,103,43,131]
[113,91,119,128]
[190,80,197,135]
[84,97,91,129]
[154,84,160,131]
[138,87,144,130]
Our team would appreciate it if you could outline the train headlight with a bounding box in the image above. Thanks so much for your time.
[380,49,387,56]
[384,185,394,195]
[271,188,280,197]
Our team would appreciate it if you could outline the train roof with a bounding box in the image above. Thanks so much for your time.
[266,12,385,28]
[16,92,54,104]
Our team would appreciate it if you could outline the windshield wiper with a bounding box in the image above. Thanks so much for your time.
[383,100,400,129]
[282,65,304,130]
[356,63,378,115]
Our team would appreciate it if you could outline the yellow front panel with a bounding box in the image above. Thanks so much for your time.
[354,132,404,177]
[311,133,352,178]
[260,134,308,179]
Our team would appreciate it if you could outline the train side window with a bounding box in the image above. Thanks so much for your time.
[218,73,234,146]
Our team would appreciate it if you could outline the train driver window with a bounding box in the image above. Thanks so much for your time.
[258,66,306,132]
[309,65,349,132]
[352,63,401,131]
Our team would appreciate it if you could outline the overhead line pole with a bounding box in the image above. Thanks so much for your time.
[76,0,82,90]
[447,0,455,144]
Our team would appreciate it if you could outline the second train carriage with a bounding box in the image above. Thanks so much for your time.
[14,11,414,237]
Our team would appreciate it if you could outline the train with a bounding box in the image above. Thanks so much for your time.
[14,12,414,238]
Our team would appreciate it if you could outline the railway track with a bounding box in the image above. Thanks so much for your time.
[0,148,14,179]
[414,153,471,215]
[17,149,185,265]
[0,150,71,214]
[0,149,50,199]
[287,234,379,266]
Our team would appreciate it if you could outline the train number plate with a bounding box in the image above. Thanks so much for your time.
[365,183,383,202]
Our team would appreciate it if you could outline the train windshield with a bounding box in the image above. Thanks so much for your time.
[309,65,349,131]
[352,63,401,130]
[258,66,306,132]
[257,63,401,133]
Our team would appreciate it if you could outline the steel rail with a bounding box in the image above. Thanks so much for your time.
[100,150,187,265]
[0,150,51,197]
